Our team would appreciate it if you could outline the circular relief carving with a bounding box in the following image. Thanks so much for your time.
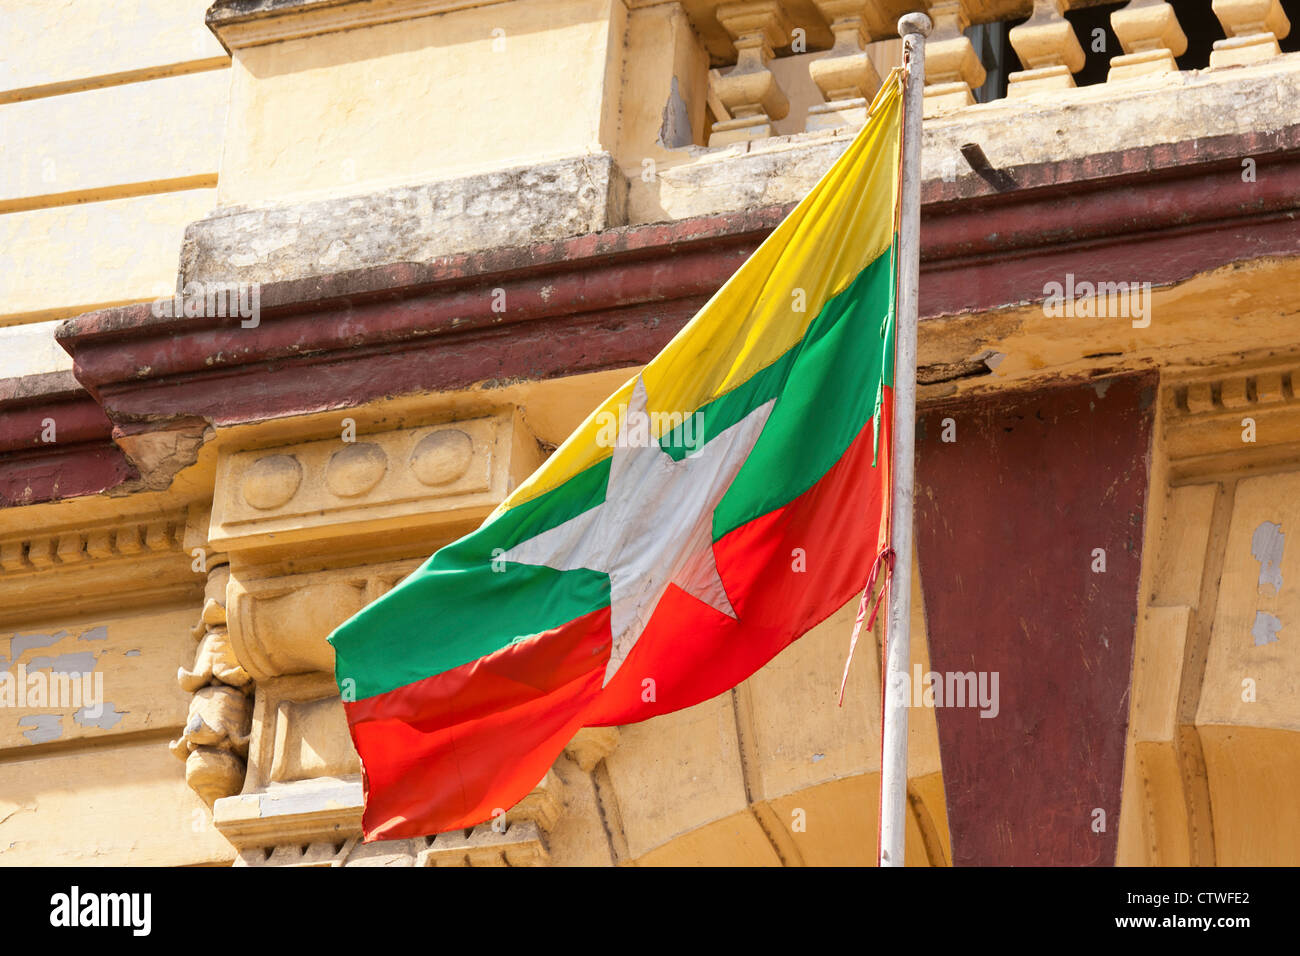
[326,442,388,498]
[241,455,303,510]
[410,429,473,486]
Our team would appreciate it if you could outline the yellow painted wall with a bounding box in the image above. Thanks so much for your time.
[0,0,229,337]
[216,0,627,207]
[0,189,218,326]
[0,602,234,865]
[0,0,227,101]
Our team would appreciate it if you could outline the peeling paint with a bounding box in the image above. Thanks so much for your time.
[74,703,125,730]
[77,625,108,642]
[1,667,103,712]
[3,630,68,669]
[17,714,62,744]
[1251,610,1282,646]
[124,649,141,657]
[1251,521,1285,593]
[657,75,692,150]
[26,652,96,674]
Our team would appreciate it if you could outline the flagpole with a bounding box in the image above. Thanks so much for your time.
[879,11,930,869]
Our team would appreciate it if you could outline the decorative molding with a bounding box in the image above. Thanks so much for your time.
[418,821,550,866]
[210,412,531,552]
[416,770,565,866]
[231,823,552,867]
[215,775,364,849]
[206,0,515,53]
[564,726,621,772]
[222,759,568,865]
[1163,362,1300,481]
[228,559,417,681]
[268,693,361,784]
[0,512,200,626]
[237,673,360,790]
[222,706,619,864]
[0,515,184,575]
[53,127,1300,439]
[169,557,256,806]
[235,837,360,868]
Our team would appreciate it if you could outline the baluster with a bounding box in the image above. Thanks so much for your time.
[924,0,986,116]
[1210,0,1291,68]
[1008,0,1085,97]
[1107,0,1187,82]
[807,1,881,130]
[708,0,796,146]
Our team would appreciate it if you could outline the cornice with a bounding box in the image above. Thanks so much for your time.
[0,370,133,507]
[0,509,201,625]
[35,125,1300,500]
[1163,359,1300,483]
[205,0,514,53]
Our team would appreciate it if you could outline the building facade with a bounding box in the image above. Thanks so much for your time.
[1,0,1298,865]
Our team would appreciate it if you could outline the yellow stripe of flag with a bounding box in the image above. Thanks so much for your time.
[498,69,902,516]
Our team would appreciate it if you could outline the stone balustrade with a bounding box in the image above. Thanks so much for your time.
[708,1,797,144]
[1107,0,1187,81]
[805,0,882,131]
[697,0,1295,137]
[1007,0,1085,97]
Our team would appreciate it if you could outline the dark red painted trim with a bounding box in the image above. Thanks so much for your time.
[922,210,1300,319]
[0,371,133,507]
[0,371,115,452]
[102,296,703,429]
[45,125,1300,444]
[921,124,1300,206]
[914,373,1156,865]
[918,126,1300,316]
[0,443,136,508]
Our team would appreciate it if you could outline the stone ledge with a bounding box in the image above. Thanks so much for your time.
[179,152,629,288]
[206,0,514,52]
[649,54,1300,221]
[214,775,364,848]
[921,53,1300,185]
[0,369,133,508]
[45,125,1300,465]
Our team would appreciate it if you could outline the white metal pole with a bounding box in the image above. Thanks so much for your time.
[879,10,930,869]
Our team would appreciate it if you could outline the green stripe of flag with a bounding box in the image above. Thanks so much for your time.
[330,243,895,700]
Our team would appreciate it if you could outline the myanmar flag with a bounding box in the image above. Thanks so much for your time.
[329,71,904,842]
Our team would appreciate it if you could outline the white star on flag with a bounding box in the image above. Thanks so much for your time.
[503,377,775,685]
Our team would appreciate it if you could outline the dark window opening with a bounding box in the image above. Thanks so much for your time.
[1279,0,1300,52]
[968,20,1021,102]
[1175,0,1228,70]
[1068,1,1127,87]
